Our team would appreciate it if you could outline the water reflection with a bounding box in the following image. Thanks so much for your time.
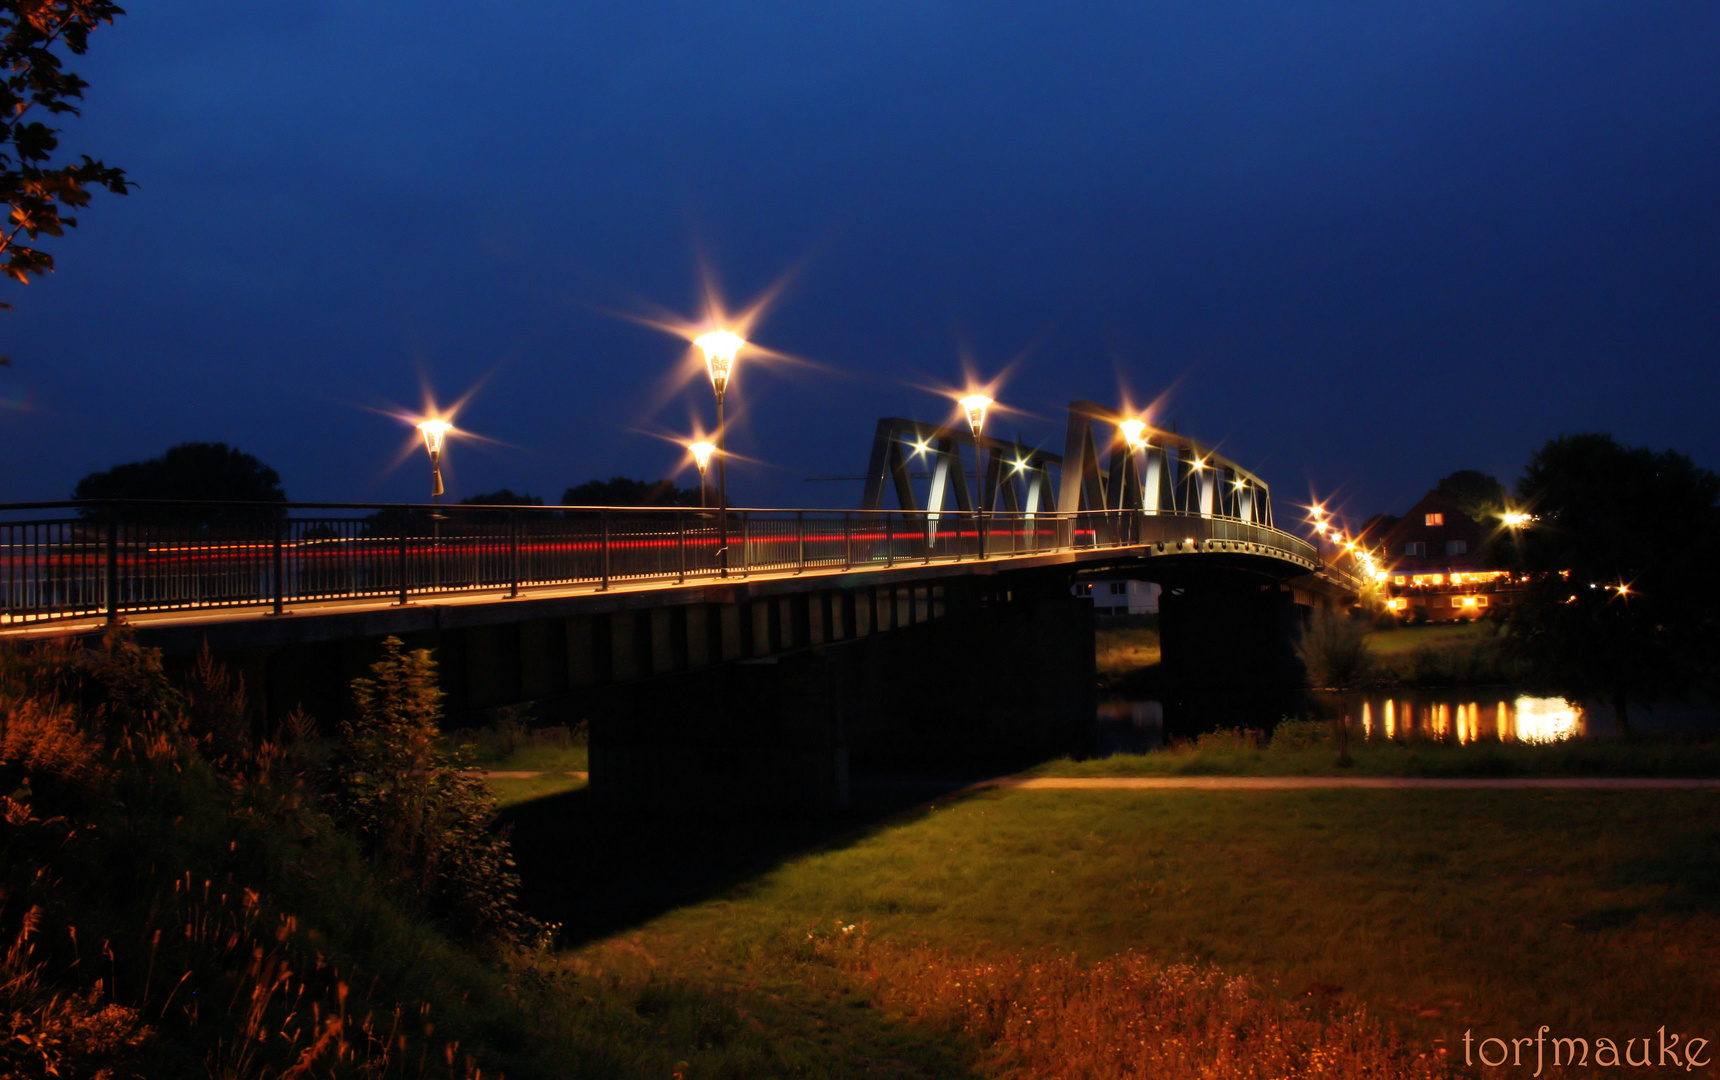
[1094,688,1590,755]
[1357,694,1583,744]
[1096,699,1165,755]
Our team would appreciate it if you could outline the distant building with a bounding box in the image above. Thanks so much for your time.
[1075,579,1161,616]
[1377,490,1522,621]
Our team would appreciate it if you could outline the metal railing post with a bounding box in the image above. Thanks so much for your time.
[509,509,521,598]
[272,515,285,615]
[600,509,610,591]
[397,510,410,605]
[796,510,805,573]
[740,511,750,575]
[885,513,894,567]
[104,513,119,625]
[677,509,686,583]
[843,512,852,570]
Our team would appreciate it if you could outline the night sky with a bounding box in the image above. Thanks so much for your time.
[2,2,1716,528]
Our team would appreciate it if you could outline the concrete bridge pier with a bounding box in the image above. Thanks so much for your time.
[1156,576,1307,690]
[586,568,1097,814]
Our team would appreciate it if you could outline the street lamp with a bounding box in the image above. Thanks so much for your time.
[959,394,992,556]
[688,440,716,508]
[1118,418,1148,541]
[416,419,451,502]
[694,330,744,575]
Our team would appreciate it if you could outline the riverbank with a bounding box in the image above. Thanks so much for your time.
[1036,723,1720,777]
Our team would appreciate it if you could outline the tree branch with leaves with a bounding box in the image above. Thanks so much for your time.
[0,0,129,335]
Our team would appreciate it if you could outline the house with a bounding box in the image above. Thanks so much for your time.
[1074,579,1161,616]
[1377,490,1522,621]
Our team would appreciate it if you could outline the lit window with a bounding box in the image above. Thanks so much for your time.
[1446,540,1468,556]
[1425,513,1444,526]
[1393,575,1407,585]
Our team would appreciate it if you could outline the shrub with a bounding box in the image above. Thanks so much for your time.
[332,637,540,948]
[1269,719,1331,751]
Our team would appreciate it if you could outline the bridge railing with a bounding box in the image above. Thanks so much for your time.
[0,500,1321,627]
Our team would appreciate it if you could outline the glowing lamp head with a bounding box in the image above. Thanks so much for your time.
[1118,418,1148,451]
[417,419,451,456]
[958,394,993,438]
[694,331,745,396]
[1503,512,1530,528]
[688,441,716,472]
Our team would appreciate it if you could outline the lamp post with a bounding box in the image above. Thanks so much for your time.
[959,394,992,557]
[694,331,744,576]
[1119,418,1147,544]
[416,419,451,503]
[416,418,451,593]
[689,440,716,508]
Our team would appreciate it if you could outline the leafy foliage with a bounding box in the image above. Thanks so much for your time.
[1295,611,1373,691]
[561,476,698,507]
[1432,469,1506,523]
[0,0,130,328]
[458,488,544,507]
[1295,611,1374,763]
[333,637,540,947]
[1505,433,1720,732]
[72,441,287,517]
[0,632,534,1077]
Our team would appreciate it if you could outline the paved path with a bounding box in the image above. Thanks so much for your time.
[477,770,588,780]
[473,772,1718,790]
[982,776,1720,790]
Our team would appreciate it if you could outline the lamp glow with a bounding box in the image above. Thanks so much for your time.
[1503,512,1530,527]
[1118,418,1148,451]
[958,394,993,438]
[688,441,716,471]
[414,419,452,501]
[417,419,451,456]
[694,331,745,397]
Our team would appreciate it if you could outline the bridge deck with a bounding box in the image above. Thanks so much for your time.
[0,502,1361,645]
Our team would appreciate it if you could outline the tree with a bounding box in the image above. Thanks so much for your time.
[333,637,536,946]
[73,441,286,517]
[0,1,130,330]
[1433,469,1506,523]
[1295,610,1374,765]
[1505,433,1720,735]
[561,476,697,507]
[458,489,543,507]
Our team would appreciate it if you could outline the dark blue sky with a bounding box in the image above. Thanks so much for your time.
[3,2,1716,527]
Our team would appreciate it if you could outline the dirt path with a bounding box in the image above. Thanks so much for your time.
[983,776,1720,790]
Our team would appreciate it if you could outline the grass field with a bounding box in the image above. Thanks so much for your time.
[554,784,1720,1076]
[1366,622,1491,655]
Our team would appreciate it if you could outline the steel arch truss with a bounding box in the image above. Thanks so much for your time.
[858,418,1061,546]
[1056,401,1273,526]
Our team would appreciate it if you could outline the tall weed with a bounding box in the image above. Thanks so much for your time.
[809,924,1450,1079]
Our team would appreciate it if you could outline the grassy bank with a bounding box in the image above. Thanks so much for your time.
[1033,723,1720,777]
[557,784,1720,1076]
[1096,619,1160,677]
[1099,619,1517,688]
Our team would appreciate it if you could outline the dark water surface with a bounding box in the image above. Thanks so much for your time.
[1095,688,1720,757]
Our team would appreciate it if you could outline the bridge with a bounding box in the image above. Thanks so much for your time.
[1,404,1364,809]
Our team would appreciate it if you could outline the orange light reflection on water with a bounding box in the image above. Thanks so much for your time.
[1358,696,1583,743]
